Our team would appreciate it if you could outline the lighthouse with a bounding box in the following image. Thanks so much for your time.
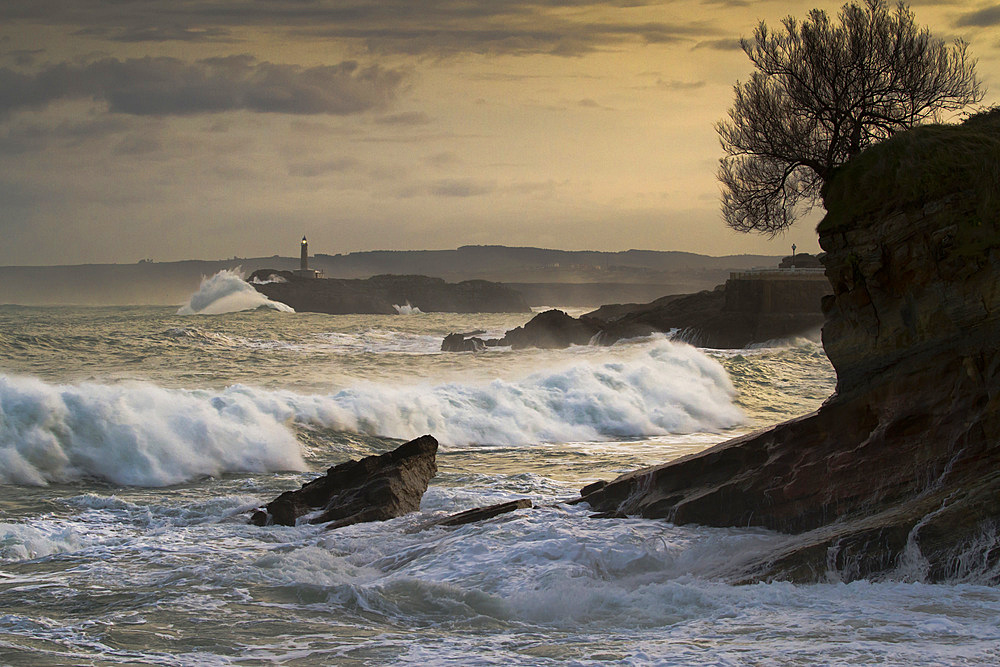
[294,235,320,279]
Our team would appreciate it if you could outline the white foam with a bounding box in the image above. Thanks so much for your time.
[0,339,740,486]
[290,338,745,445]
[392,302,423,315]
[0,521,93,561]
[0,374,307,487]
[177,269,294,315]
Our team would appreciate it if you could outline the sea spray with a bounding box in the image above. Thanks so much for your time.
[393,302,423,315]
[276,338,745,445]
[0,374,306,486]
[178,269,294,315]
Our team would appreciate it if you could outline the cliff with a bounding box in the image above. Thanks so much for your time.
[576,111,1000,582]
[446,264,830,351]
[248,271,531,314]
[599,268,830,348]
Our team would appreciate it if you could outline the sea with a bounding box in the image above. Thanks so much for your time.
[0,270,997,666]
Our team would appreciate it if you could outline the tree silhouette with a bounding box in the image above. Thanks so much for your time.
[718,0,983,235]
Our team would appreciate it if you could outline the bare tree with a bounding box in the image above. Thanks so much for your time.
[718,0,983,235]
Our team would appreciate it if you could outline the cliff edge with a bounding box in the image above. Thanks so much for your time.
[576,110,1000,582]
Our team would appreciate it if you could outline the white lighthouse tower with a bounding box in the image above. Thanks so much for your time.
[294,235,320,279]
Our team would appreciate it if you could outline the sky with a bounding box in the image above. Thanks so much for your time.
[1,1,997,266]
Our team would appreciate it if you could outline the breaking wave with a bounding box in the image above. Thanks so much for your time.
[0,374,306,487]
[178,269,294,315]
[393,302,423,315]
[297,339,745,444]
[0,339,742,486]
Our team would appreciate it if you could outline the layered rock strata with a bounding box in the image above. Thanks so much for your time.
[577,114,1000,582]
[251,435,438,528]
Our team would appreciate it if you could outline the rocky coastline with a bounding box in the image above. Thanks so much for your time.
[443,257,831,351]
[574,112,1000,582]
[248,270,531,314]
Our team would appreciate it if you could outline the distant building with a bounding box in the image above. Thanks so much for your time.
[293,235,322,279]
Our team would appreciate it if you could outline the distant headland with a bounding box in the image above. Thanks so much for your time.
[0,245,786,307]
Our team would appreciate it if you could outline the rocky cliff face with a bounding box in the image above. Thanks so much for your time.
[577,112,1000,582]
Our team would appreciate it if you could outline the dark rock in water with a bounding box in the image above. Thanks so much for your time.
[576,115,1000,583]
[251,435,438,528]
[595,274,830,348]
[441,332,487,352]
[442,273,830,352]
[247,271,531,314]
[499,309,604,349]
[431,499,533,527]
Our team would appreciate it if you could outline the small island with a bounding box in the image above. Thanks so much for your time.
[247,236,531,314]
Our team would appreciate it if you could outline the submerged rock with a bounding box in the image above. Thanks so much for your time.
[430,499,533,527]
[251,435,438,528]
[576,113,1000,582]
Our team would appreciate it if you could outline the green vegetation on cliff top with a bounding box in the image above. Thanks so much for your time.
[819,108,1000,238]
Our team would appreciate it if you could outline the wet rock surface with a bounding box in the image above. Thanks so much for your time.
[577,117,1000,582]
[251,435,438,528]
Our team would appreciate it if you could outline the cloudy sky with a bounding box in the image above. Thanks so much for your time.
[1,1,997,265]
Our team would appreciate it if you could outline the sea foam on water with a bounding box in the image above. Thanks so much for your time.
[0,374,306,486]
[0,339,742,486]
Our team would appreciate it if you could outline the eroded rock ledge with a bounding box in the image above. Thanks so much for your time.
[576,112,1000,582]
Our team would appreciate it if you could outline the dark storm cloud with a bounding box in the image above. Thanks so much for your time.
[956,5,1000,28]
[693,38,742,51]
[0,1,721,55]
[657,79,706,90]
[0,56,405,116]
[0,116,135,154]
[375,111,433,125]
[427,179,497,197]
[75,25,235,43]
[305,20,716,57]
[288,157,363,177]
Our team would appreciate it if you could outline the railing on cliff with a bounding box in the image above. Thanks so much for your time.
[729,267,827,281]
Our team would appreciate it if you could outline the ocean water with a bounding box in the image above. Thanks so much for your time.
[0,274,998,665]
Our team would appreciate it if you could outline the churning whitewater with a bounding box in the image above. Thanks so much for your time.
[0,337,742,486]
[177,268,294,315]
[0,302,997,665]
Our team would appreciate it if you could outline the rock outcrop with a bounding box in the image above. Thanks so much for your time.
[500,309,605,349]
[248,271,531,314]
[251,435,438,528]
[576,112,1000,582]
[442,271,829,351]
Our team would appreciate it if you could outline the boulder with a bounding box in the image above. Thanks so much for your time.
[250,435,438,528]
[499,309,604,349]
[441,333,487,352]
[576,113,1000,582]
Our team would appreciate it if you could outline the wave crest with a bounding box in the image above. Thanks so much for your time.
[178,269,294,315]
[0,375,307,487]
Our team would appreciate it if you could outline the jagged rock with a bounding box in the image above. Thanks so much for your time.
[251,435,438,528]
[498,309,604,349]
[431,499,533,527]
[248,271,531,314]
[575,114,1000,582]
[441,333,486,352]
